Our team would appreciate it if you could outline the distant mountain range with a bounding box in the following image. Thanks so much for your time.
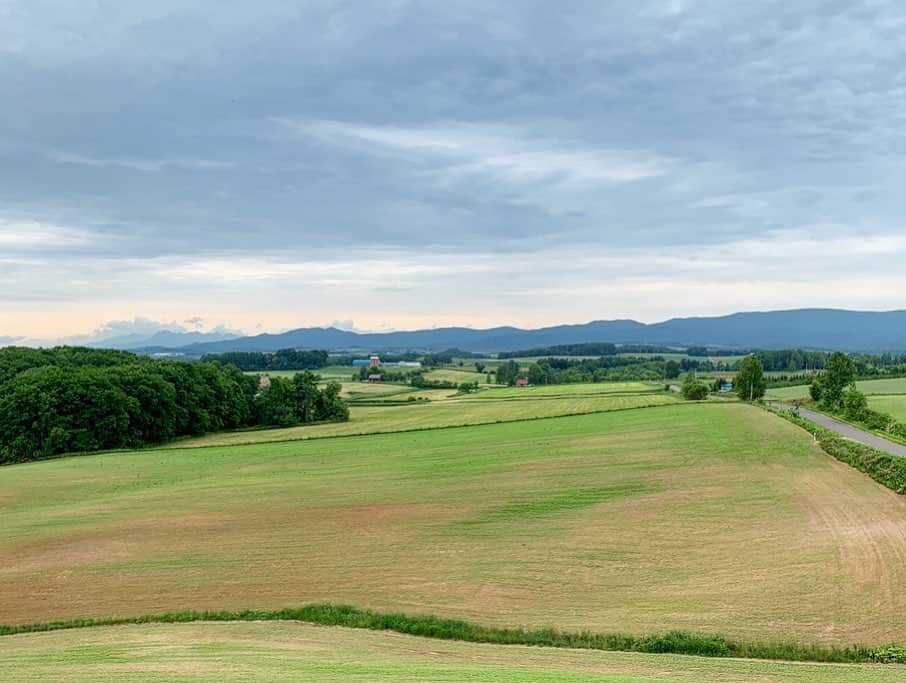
[89,329,240,351]
[119,309,906,354]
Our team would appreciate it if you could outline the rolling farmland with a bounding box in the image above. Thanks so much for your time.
[166,382,678,448]
[4,402,906,649]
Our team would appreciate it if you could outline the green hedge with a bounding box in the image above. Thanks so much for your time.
[0,603,899,664]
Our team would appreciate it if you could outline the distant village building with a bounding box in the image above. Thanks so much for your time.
[515,378,529,387]
[352,357,420,368]
[367,374,383,382]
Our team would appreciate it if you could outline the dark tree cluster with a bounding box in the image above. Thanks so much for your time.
[201,349,330,371]
[524,357,668,385]
[498,343,684,359]
[255,372,348,427]
[495,360,523,386]
[421,349,482,366]
[681,374,709,400]
[0,347,348,464]
[749,349,827,372]
[353,366,420,382]
[809,352,856,411]
[734,355,766,401]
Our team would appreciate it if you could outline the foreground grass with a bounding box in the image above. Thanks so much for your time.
[4,404,906,645]
[168,381,677,448]
[3,621,903,682]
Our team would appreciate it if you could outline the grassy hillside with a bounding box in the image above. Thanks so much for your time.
[3,622,902,682]
[4,403,906,646]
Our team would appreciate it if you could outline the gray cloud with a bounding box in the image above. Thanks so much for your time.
[2,1,906,336]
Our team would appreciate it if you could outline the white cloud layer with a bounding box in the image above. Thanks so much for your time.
[2,1,906,337]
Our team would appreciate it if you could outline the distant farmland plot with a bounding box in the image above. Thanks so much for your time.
[4,404,906,647]
[867,394,906,422]
[3,622,902,683]
[474,381,663,398]
[242,365,353,381]
[768,377,906,400]
[167,382,677,448]
[423,367,488,384]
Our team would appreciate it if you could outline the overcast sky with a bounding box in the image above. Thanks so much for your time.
[3,0,906,341]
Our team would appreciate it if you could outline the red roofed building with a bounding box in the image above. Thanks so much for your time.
[515,378,529,387]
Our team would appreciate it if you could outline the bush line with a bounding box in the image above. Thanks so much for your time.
[1,603,903,663]
[768,406,906,494]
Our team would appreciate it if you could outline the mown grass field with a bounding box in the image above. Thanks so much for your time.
[423,367,489,384]
[168,382,677,447]
[246,365,356,381]
[3,622,902,682]
[4,403,906,647]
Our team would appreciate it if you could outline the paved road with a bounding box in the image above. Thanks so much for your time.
[772,403,906,457]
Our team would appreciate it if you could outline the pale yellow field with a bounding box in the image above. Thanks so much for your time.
[2,622,902,682]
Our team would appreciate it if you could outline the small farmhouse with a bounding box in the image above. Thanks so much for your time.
[515,378,529,387]
[367,374,383,382]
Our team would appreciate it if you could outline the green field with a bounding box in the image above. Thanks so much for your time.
[867,394,906,422]
[245,364,355,381]
[3,622,902,682]
[767,377,906,400]
[423,366,490,383]
[166,382,678,447]
[4,403,906,648]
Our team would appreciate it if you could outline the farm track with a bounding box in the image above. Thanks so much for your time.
[773,404,906,457]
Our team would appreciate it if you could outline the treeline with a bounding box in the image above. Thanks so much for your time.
[495,357,668,386]
[744,349,827,372]
[201,349,329,371]
[0,347,348,464]
[807,352,906,441]
[498,343,679,359]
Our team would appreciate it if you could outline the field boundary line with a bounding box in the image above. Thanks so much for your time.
[151,398,699,453]
[0,603,898,664]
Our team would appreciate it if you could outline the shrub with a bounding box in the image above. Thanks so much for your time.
[681,374,709,400]
[869,646,906,663]
[843,386,869,421]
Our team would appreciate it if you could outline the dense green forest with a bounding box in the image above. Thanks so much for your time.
[200,349,330,371]
[510,357,669,385]
[0,347,347,464]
